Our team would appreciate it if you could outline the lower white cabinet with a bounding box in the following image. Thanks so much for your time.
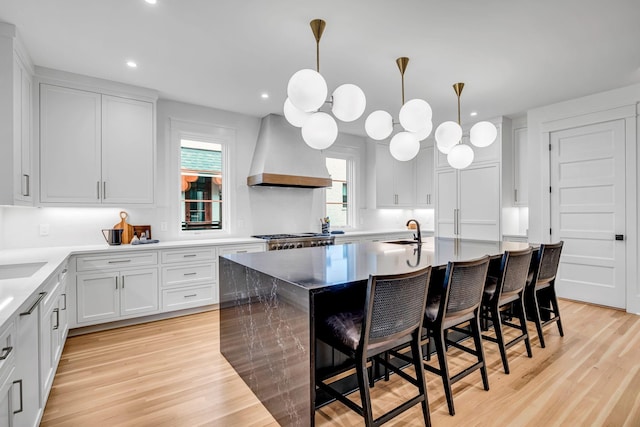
[162,285,215,311]
[15,292,44,427]
[0,321,16,427]
[77,268,159,324]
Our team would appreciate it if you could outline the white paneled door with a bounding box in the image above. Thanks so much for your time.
[550,120,626,308]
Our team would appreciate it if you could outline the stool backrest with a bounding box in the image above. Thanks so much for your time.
[533,241,564,286]
[500,247,534,295]
[363,266,431,349]
[443,255,490,318]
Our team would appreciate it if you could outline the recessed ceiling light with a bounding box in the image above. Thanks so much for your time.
[470,111,478,117]
[261,93,269,99]
[145,0,157,4]
[126,61,138,68]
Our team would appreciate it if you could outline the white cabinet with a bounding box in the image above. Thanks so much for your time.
[77,268,159,324]
[0,321,16,427]
[14,292,45,427]
[375,143,416,207]
[161,247,217,311]
[0,23,34,206]
[415,143,434,207]
[39,84,154,205]
[436,164,501,240]
[513,126,528,206]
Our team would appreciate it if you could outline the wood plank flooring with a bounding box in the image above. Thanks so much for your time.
[42,300,640,426]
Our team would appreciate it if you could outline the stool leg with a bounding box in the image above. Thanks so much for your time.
[434,329,455,416]
[471,314,490,391]
[492,305,509,374]
[518,296,533,357]
[549,286,564,337]
[411,335,432,427]
[356,355,374,426]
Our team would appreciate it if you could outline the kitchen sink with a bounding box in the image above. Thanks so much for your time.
[0,262,46,280]
[385,240,420,245]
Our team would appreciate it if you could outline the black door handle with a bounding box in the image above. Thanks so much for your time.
[615,234,624,241]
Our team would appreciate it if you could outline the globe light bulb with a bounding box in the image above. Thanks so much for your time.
[399,99,433,132]
[287,69,327,112]
[301,112,338,150]
[283,98,312,128]
[447,143,474,169]
[389,132,420,161]
[435,121,462,154]
[365,110,394,140]
[470,121,498,147]
[331,84,366,122]
[410,120,433,142]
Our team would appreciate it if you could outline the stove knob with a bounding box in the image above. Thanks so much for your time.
[286,243,293,249]
[296,243,303,248]
[310,242,316,247]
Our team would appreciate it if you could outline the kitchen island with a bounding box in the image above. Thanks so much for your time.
[219,237,531,426]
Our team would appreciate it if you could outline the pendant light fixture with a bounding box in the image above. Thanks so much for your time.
[284,19,366,150]
[435,82,497,169]
[365,57,433,161]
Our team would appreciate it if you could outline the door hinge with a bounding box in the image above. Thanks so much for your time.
[549,143,552,151]
[549,186,552,193]
[550,228,552,235]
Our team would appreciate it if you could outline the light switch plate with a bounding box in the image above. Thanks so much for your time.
[39,224,50,236]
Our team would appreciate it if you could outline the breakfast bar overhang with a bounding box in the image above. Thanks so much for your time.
[219,237,530,426]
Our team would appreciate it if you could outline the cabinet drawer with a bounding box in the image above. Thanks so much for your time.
[161,247,215,264]
[162,285,214,311]
[76,252,158,271]
[41,274,61,313]
[218,244,265,256]
[162,263,216,288]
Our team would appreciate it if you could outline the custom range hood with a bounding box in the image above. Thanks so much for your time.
[247,114,332,188]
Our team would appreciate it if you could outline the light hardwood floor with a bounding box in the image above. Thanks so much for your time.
[42,300,640,426]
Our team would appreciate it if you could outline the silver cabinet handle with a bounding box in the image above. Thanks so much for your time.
[0,347,13,360]
[61,293,67,310]
[183,294,197,298]
[515,189,518,202]
[183,272,197,276]
[22,174,30,197]
[53,308,59,330]
[20,292,46,316]
[103,181,107,199]
[183,254,197,258]
[108,259,131,264]
[115,276,118,290]
[97,181,100,199]
[12,379,23,414]
[235,250,248,254]
[122,276,125,288]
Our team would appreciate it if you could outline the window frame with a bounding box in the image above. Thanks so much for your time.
[170,118,234,237]
[324,149,357,229]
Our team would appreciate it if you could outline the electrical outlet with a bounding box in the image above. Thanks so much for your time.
[160,222,168,232]
[39,224,50,236]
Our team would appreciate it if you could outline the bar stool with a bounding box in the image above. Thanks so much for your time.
[526,241,564,348]
[481,247,534,374]
[316,266,432,427]
[422,255,490,416]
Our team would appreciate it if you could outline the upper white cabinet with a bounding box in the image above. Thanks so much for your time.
[415,142,434,207]
[375,143,416,207]
[375,141,433,208]
[512,126,528,206]
[435,117,506,240]
[0,23,34,205]
[39,84,155,205]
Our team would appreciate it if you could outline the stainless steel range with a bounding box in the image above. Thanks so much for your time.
[252,233,335,250]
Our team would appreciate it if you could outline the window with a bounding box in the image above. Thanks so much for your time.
[326,157,354,227]
[180,139,223,230]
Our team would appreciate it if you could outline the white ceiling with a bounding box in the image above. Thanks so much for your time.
[2,0,639,136]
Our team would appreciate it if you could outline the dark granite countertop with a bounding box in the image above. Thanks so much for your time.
[222,237,531,291]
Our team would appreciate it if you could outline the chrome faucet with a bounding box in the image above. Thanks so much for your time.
[406,219,421,245]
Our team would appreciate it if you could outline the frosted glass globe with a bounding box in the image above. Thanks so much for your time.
[399,99,433,132]
[435,121,462,154]
[389,132,420,161]
[447,143,474,169]
[410,120,433,141]
[331,84,366,122]
[287,69,327,112]
[365,110,394,140]
[470,121,498,147]
[283,98,312,128]
[302,112,338,150]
